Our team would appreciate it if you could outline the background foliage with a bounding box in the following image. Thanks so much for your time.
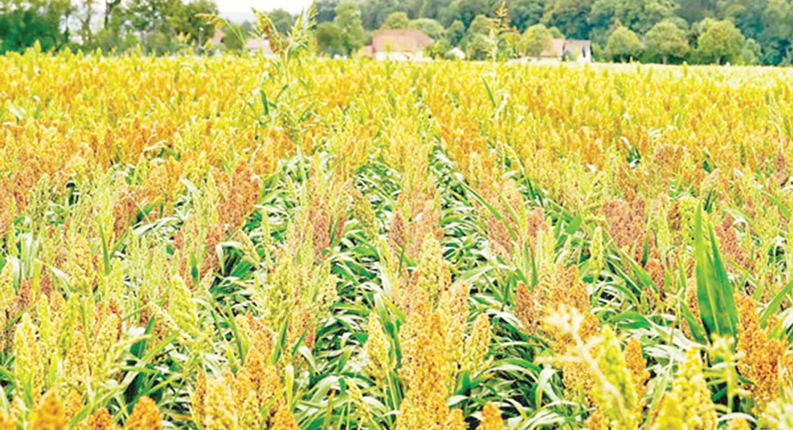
[1,0,792,64]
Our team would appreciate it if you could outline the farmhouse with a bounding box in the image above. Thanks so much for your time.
[564,39,592,62]
[361,29,433,61]
[537,38,592,63]
[209,28,225,47]
[244,38,276,58]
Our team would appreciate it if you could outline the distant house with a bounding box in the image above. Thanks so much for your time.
[245,38,276,59]
[205,30,276,59]
[356,45,374,58]
[535,38,592,63]
[209,29,225,47]
[361,29,433,61]
[538,38,566,62]
[564,40,592,62]
[447,47,466,60]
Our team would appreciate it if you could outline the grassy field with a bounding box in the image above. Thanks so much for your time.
[1,50,793,429]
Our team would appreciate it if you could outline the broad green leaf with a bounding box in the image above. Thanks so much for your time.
[694,204,738,341]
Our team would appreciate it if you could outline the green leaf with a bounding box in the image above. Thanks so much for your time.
[482,77,497,109]
[679,298,708,344]
[694,204,738,341]
[96,215,111,276]
[759,277,793,328]
[461,182,517,241]
[762,191,791,219]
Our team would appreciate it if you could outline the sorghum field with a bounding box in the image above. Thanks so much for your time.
[1,48,793,430]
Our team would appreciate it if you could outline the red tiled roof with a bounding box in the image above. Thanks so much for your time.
[372,29,433,53]
[245,38,273,54]
[539,38,565,58]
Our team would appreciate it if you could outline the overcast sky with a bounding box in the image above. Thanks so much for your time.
[218,0,315,21]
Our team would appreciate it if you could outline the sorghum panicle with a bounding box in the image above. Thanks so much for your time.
[734,292,784,407]
[29,390,66,430]
[476,402,505,430]
[365,313,391,380]
[124,397,162,430]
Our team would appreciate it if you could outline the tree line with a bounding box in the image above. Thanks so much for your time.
[314,0,792,64]
[0,0,219,54]
[1,0,791,65]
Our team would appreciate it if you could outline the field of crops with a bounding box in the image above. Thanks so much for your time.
[1,48,793,430]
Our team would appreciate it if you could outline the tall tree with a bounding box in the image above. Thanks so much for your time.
[79,0,96,46]
[127,0,180,51]
[381,11,410,28]
[457,0,492,28]
[605,24,643,61]
[757,0,792,64]
[446,19,466,45]
[508,0,543,31]
[360,0,404,29]
[334,0,366,54]
[105,0,124,26]
[464,13,495,59]
[316,21,346,55]
[0,0,72,52]
[522,23,553,56]
[645,19,689,63]
[315,0,338,22]
[589,0,677,37]
[94,4,136,52]
[222,22,245,53]
[716,0,764,39]
[170,0,218,47]
[696,18,745,64]
[270,9,295,34]
[677,0,716,23]
[543,0,593,39]
[422,0,451,21]
[410,18,446,39]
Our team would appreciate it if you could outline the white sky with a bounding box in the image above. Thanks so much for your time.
[217,0,315,19]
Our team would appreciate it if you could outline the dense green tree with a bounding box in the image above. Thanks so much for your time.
[93,6,137,52]
[410,18,446,40]
[589,0,677,43]
[315,0,338,22]
[677,0,716,23]
[522,23,553,56]
[756,0,792,64]
[270,9,295,35]
[170,0,218,46]
[696,18,745,64]
[457,0,492,28]
[437,2,461,26]
[446,19,466,45]
[467,13,494,36]
[465,13,495,59]
[382,11,410,28]
[127,0,181,51]
[334,0,366,54]
[499,30,522,58]
[741,37,761,64]
[316,21,346,55]
[421,0,450,21]
[542,0,593,39]
[508,0,543,31]
[221,23,246,53]
[0,0,72,52]
[360,0,404,29]
[605,24,644,61]
[78,0,97,46]
[104,0,124,26]
[2,0,793,66]
[644,19,688,63]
